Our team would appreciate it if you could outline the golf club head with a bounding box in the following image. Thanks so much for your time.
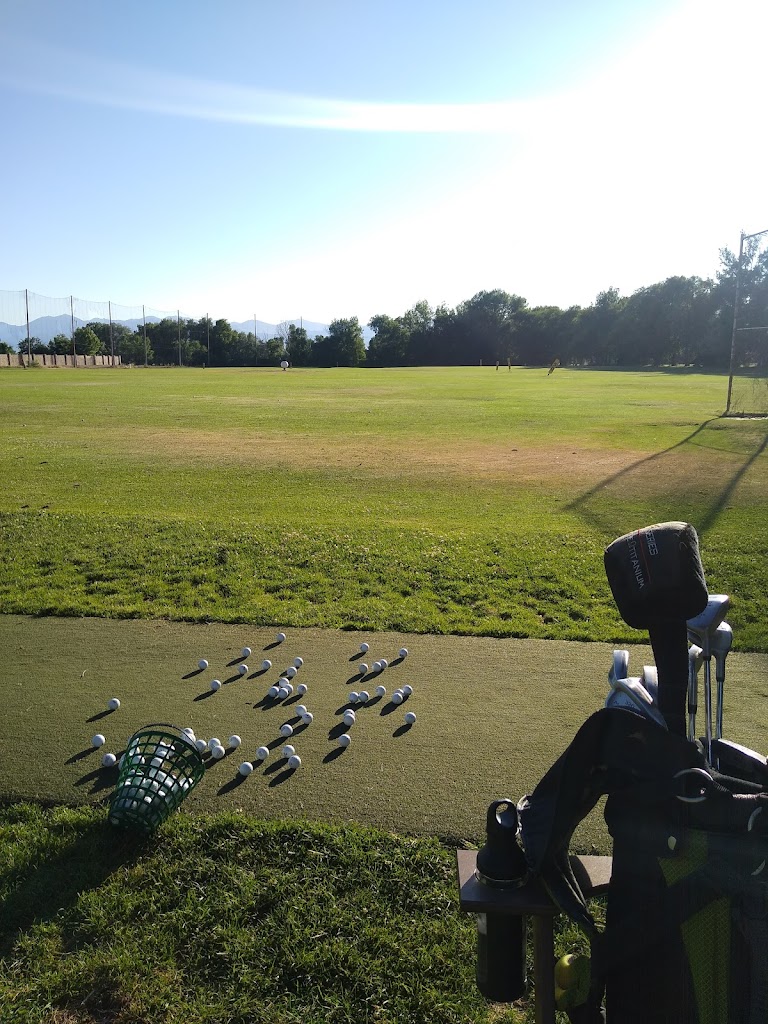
[711,622,733,670]
[712,739,768,787]
[687,594,730,654]
[606,676,668,729]
[608,650,630,685]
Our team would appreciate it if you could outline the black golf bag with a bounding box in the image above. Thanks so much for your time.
[519,708,768,1023]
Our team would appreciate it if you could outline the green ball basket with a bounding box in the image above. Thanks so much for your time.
[108,723,204,833]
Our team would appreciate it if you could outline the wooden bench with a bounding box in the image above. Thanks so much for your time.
[457,849,612,1024]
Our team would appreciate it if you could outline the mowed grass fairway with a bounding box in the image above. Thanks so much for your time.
[1,366,767,647]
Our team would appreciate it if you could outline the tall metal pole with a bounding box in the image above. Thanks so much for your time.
[108,300,115,366]
[207,313,210,365]
[70,296,75,358]
[143,305,148,367]
[25,288,30,359]
[178,309,182,366]
[726,227,768,414]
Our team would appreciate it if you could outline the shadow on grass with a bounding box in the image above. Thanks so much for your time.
[393,723,413,738]
[74,764,119,794]
[182,668,204,679]
[328,722,349,740]
[193,690,216,702]
[248,668,268,679]
[323,746,346,763]
[346,672,364,684]
[66,747,99,764]
[379,702,399,717]
[86,709,115,723]
[263,756,287,776]
[269,765,297,787]
[0,816,147,957]
[218,774,248,795]
[263,641,282,651]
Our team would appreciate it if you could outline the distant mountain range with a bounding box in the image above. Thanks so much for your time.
[0,314,336,347]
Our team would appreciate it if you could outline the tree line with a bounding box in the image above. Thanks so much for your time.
[2,243,766,368]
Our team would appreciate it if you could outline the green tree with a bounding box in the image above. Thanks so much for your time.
[73,326,101,356]
[49,333,73,355]
[454,290,527,364]
[367,314,409,366]
[0,341,15,354]
[285,324,312,366]
[327,317,366,366]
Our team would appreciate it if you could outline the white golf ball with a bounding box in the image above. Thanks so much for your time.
[239,761,254,776]
[399,648,409,658]
[108,698,121,711]
[241,647,252,659]
[280,723,294,737]
[181,727,195,739]
[195,738,207,753]
[402,684,413,697]
[404,711,417,724]
[210,679,222,691]
[358,663,369,676]
[372,661,382,673]
[293,657,303,669]
[278,687,290,700]
[208,738,221,750]
[198,659,209,670]
[91,734,105,748]
[391,691,403,705]
[358,690,370,704]
[211,745,226,760]
[268,686,280,698]
[238,664,249,676]
[282,744,296,758]
[359,642,369,653]
[287,754,301,770]
[301,711,313,725]
[296,705,308,717]
[375,685,387,697]
[348,691,359,704]
[256,746,270,761]
[262,659,272,670]
[296,683,308,695]
[118,754,125,769]
[286,666,297,679]
[228,735,242,749]
[276,632,286,643]
[101,752,117,767]
[343,711,356,726]
[284,682,294,695]
[379,659,389,669]
[150,756,165,768]
[338,733,351,748]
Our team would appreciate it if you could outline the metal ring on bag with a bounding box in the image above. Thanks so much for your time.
[673,767,713,803]
[747,807,766,876]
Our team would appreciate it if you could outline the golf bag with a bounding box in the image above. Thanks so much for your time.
[519,708,768,1023]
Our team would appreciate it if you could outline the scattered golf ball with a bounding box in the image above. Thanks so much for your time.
[286,666,298,679]
[358,663,369,676]
[278,687,290,700]
[280,723,294,737]
[296,683,308,696]
[402,684,413,697]
[276,631,286,643]
[284,682,294,695]
[262,659,272,670]
[210,679,222,691]
[208,738,221,750]
[379,659,389,669]
[359,690,371,703]
[391,691,404,705]
[287,754,301,770]
[268,685,280,698]
[256,746,270,761]
[210,745,226,760]
[348,691,359,704]
[338,733,351,748]
[91,734,105,748]
[293,657,304,668]
[241,647,252,659]
[343,710,356,726]
[101,752,117,767]
[282,744,296,758]
[404,711,417,724]
[195,738,207,753]
[198,659,209,670]
[296,705,308,717]
[359,642,369,653]
[238,664,249,676]
[107,697,121,711]
[238,761,254,776]
[372,661,382,673]
[228,735,242,749]
[301,711,313,725]
[375,685,387,697]
[399,647,409,658]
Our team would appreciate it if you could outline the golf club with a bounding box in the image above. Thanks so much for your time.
[712,621,733,744]
[687,595,730,763]
[687,644,703,744]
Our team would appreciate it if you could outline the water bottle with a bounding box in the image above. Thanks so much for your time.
[474,798,529,1002]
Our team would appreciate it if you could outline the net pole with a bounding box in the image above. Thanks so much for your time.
[108,300,115,366]
[70,296,75,358]
[25,288,30,358]
[207,313,210,365]
[178,310,182,366]
[726,231,745,415]
[143,305,147,367]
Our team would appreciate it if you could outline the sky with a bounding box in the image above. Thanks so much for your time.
[1,0,766,327]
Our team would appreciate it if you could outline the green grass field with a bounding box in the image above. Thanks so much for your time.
[2,365,767,1022]
[2,366,767,646]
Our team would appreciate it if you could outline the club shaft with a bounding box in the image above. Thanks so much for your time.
[703,659,713,764]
